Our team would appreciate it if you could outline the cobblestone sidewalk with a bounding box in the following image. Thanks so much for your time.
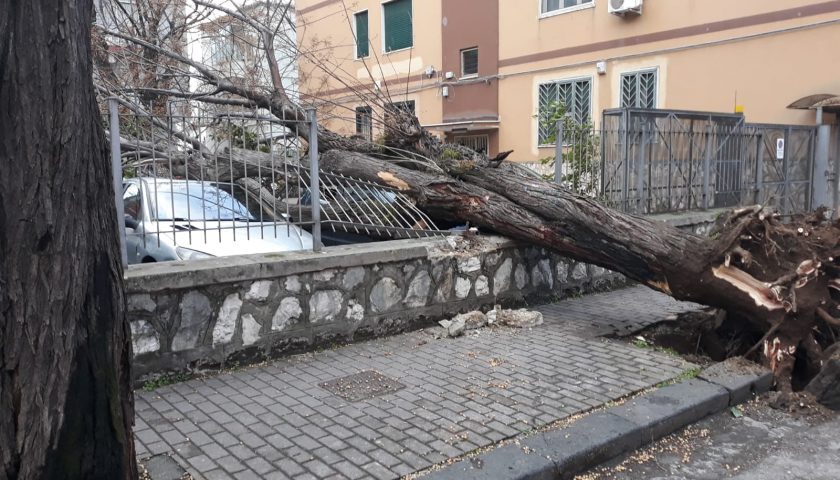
[134,286,700,480]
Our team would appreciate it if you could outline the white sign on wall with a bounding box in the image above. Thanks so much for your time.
[776,138,785,160]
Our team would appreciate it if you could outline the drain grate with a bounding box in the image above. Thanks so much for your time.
[320,370,405,402]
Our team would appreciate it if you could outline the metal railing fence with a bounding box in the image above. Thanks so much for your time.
[552,109,817,216]
[106,99,443,266]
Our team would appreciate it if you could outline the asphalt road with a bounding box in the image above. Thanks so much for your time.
[577,396,840,480]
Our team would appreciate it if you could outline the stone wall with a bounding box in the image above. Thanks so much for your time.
[126,236,624,381]
[126,210,721,381]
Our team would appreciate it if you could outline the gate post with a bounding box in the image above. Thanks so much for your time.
[554,119,564,185]
[782,127,792,215]
[702,124,713,209]
[622,110,631,212]
[109,98,128,268]
[755,132,765,206]
[307,107,322,252]
[813,125,831,211]
[637,123,648,213]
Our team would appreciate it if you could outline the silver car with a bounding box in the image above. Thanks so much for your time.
[122,178,313,264]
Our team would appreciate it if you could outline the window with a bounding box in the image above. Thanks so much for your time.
[384,100,416,127]
[537,78,591,145]
[355,106,373,140]
[383,0,413,52]
[149,183,262,222]
[387,100,415,115]
[620,69,657,109]
[355,11,369,58]
[123,183,142,221]
[541,0,593,16]
[454,135,489,154]
[461,48,478,78]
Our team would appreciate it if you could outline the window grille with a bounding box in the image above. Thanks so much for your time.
[620,70,657,109]
[538,78,591,145]
[454,134,489,154]
[355,106,372,140]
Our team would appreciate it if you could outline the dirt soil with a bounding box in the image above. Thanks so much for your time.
[575,394,838,480]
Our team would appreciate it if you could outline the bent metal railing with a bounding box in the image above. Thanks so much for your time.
[106,98,445,266]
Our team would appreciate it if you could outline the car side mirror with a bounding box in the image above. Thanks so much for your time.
[125,215,139,230]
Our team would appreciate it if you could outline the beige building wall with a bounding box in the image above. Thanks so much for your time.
[298,0,840,162]
[498,0,840,161]
[296,0,443,137]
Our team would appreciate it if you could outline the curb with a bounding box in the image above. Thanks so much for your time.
[426,367,773,480]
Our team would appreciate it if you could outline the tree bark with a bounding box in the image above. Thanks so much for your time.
[320,150,840,390]
[0,1,137,478]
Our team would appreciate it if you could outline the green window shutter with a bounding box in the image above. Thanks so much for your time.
[384,0,413,52]
[355,11,369,58]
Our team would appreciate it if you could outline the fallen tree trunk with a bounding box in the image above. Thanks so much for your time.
[320,150,840,392]
[105,9,840,401]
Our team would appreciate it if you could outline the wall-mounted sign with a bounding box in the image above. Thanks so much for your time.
[776,138,785,160]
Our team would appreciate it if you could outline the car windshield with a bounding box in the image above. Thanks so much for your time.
[147,182,272,222]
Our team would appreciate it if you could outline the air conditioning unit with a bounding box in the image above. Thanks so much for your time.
[609,0,642,16]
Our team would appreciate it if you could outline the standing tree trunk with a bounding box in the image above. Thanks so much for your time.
[0,1,137,479]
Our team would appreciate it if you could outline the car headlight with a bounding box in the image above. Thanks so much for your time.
[175,246,214,260]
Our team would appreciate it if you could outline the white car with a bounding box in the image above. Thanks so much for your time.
[122,178,313,264]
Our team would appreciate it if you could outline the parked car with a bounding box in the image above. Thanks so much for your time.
[122,178,313,264]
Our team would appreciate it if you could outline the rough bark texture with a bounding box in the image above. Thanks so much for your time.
[0,1,137,478]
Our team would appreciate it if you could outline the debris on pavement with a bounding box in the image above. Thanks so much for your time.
[433,307,543,338]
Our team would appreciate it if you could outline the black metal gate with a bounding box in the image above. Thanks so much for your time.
[571,109,818,215]
[742,124,816,215]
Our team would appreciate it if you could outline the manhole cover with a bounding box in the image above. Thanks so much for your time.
[320,370,405,402]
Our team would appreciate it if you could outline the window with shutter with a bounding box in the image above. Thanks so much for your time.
[355,11,369,58]
[620,70,657,109]
[383,0,413,52]
[355,106,373,140]
[461,48,478,77]
[537,78,591,145]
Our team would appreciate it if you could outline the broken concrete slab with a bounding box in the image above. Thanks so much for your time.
[453,311,488,330]
[497,308,543,328]
[699,357,774,406]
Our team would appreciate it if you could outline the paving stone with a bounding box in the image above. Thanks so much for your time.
[245,456,276,475]
[334,460,367,479]
[302,458,335,478]
[199,442,228,461]
[217,456,246,474]
[187,454,216,473]
[203,469,235,480]
[362,462,396,480]
[275,458,306,477]
[228,444,257,461]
